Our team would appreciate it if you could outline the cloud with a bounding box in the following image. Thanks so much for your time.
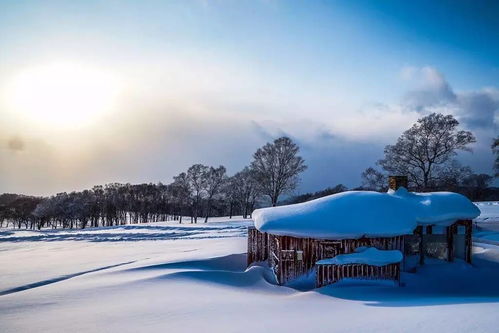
[249,119,385,192]
[401,66,456,110]
[6,136,25,151]
[457,88,499,129]
[0,59,496,195]
[400,66,498,130]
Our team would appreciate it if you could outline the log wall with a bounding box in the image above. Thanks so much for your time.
[247,227,404,285]
[247,227,268,266]
[248,219,473,286]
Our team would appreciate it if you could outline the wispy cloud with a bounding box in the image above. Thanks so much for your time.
[400,65,498,131]
[6,136,24,152]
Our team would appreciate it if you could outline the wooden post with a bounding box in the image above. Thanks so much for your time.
[317,265,321,287]
[464,220,472,264]
[415,226,424,265]
[446,224,455,262]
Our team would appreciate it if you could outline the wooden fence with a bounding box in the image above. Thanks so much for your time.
[316,262,401,288]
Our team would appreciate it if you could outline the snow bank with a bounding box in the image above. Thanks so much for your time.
[474,201,499,223]
[253,188,480,239]
[316,247,403,266]
[392,188,480,225]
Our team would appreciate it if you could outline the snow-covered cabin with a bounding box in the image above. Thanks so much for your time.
[247,176,481,286]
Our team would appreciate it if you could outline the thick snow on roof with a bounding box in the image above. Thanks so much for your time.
[316,247,403,266]
[253,188,480,239]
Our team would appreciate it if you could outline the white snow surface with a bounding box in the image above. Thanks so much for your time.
[473,202,499,246]
[2,213,499,332]
[253,188,481,239]
[316,247,403,266]
[474,201,499,223]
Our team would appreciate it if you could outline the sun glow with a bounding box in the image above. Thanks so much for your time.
[6,63,121,128]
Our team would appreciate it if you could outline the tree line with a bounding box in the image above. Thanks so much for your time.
[0,137,307,229]
[283,113,498,204]
[1,113,497,230]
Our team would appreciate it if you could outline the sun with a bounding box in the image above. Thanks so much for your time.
[6,63,121,128]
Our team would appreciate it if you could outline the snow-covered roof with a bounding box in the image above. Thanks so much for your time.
[316,247,403,266]
[252,188,481,239]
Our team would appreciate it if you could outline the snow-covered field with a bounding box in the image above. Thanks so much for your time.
[474,202,499,244]
[1,206,499,333]
[475,202,499,223]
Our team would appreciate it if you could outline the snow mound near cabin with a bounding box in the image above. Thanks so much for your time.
[253,188,480,239]
[316,247,403,266]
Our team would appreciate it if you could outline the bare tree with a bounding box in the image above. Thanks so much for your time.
[232,167,260,218]
[187,164,208,223]
[204,166,227,223]
[223,176,239,219]
[462,173,493,200]
[378,113,475,190]
[435,160,473,191]
[493,137,499,177]
[360,167,387,191]
[251,137,307,206]
[172,172,191,223]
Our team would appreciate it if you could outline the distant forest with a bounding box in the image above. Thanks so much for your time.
[0,137,307,229]
[1,113,498,230]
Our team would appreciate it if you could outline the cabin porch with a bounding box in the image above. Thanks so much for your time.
[405,219,473,268]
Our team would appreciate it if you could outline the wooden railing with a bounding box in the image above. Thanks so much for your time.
[316,263,400,288]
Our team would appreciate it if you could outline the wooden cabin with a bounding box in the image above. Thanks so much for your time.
[247,176,478,286]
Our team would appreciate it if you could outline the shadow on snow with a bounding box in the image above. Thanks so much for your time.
[0,261,136,296]
[316,256,499,307]
[126,253,499,307]
[0,224,250,242]
[125,253,248,272]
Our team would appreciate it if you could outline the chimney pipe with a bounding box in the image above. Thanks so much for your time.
[388,175,408,191]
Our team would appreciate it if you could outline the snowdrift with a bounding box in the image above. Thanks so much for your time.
[316,247,403,266]
[253,188,480,239]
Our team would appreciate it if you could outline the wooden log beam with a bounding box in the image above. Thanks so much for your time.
[464,219,472,264]
[415,226,425,265]
[426,225,433,235]
[447,224,455,262]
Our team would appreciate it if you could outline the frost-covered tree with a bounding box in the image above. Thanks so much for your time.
[251,137,307,206]
[231,167,260,218]
[187,164,209,223]
[378,113,475,190]
[171,172,191,223]
[203,166,227,223]
[223,176,239,219]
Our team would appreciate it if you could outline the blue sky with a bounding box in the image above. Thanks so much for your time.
[0,0,497,195]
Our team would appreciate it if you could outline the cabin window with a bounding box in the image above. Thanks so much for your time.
[281,250,295,261]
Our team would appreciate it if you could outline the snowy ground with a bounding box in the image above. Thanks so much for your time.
[1,206,499,333]
[474,202,499,244]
